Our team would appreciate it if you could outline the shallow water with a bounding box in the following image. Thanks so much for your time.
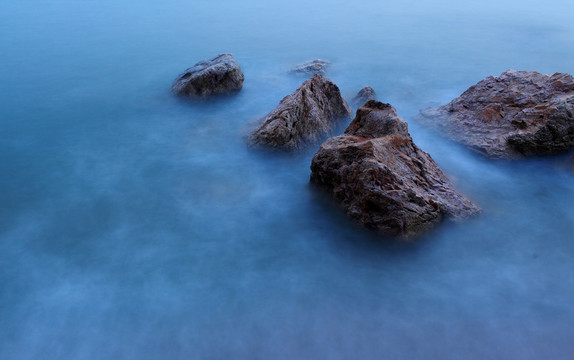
[2,0,574,359]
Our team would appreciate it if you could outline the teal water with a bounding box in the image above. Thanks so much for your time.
[2,0,574,359]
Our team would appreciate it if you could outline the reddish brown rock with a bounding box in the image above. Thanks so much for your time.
[420,70,574,159]
[248,74,351,150]
[311,100,479,237]
[311,100,480,238]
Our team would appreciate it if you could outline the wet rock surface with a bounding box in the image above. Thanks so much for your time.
[311,100,480,238]
[289,59,331,75]
[172,54,244,97]
[248,74,351,150]
[351,86,376,107]
[420,70,574,159]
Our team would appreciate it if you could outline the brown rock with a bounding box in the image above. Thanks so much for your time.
[311,100,480,238]
[420,70,574,159]
[172,54,244,97]
[248,74,351,150]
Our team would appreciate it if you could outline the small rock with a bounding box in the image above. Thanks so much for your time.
[289,59,331,75]
[420,70,574,159]
[248,74,351,151]
[311,100,480,238]
[351,86,376,107]
[172,54,244,97]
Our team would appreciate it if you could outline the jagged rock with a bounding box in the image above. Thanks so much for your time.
[172,54,244,97]
[289,59,331,75]
[248,74,351,150]
[310,100,480,238]
[420,70,574,159]
[351,86,376,107]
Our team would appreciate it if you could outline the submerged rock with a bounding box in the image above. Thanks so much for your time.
[420,70,574,159]
[289,59,331,75]
[172,54,244,97]
[351,86,376,107]
[248,74,351,150]
[311,100,480,238]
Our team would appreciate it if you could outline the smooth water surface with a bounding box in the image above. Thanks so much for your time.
[1,0,574,359]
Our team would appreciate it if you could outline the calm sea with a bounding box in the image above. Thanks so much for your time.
[1,0,574,359]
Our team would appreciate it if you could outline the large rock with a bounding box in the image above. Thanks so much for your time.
[172,54,244,97]
[248,74,351,150]
[289,59,331,75]
[420,70,574,159]
[311,100,480,238]
[351,86,376,107]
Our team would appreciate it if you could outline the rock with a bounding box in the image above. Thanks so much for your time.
[172,54,244,97]
[420,70,574,159]
[351,86,376,107]
[310,100,480,238]
[289,59,331,75]
[248,74,352,150]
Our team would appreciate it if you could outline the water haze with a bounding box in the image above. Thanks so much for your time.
[1,0,574,359]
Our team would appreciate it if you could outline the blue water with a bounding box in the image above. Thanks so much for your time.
[2,0,574,359]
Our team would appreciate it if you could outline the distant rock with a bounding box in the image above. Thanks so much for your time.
[289,59,331,75]
[351,86,376,107]
[248,74,351,150]
[172,54,244,97]
[311,100,480,238]
[420,70,574,159]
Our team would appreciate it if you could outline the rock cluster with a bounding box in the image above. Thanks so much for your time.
[170,58,574,238]
[420,70,574,158]
[311,100,480,238]
[248,74,351,150]
[172,54,244,97]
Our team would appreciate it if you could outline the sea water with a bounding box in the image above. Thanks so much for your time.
[1,0,574,359]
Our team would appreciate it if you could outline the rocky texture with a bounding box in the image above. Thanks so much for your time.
[248,74,351,150]
[351,86,376,107]
[311,100,480,238]
[172,54,244,97]
[420,70,574,159]
[289,59,331,75]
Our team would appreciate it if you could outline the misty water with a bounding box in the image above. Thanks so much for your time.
[2,0,574,359]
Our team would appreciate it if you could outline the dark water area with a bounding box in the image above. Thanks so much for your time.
[2,0,574,359]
